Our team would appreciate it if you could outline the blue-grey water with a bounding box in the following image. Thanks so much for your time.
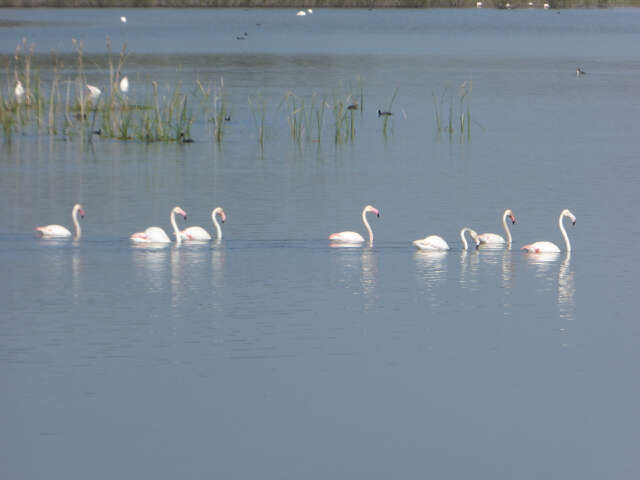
[2,8,640,480]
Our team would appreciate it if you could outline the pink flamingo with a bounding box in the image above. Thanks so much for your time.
[130,206,187,245]
[413,234,449,251]
[179,207,226,241]
[478,209,516,246]
[329,205,380,245]
[36,204,85,240]
[522,209,576,253]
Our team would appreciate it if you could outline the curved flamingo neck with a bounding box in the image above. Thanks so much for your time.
[362,208,373,245]
[460,228,470,250]
[559,212,571,252]
[72,205,82,240]
[502,210,512,245]
[171,208,182,246]
[212,208,222,240]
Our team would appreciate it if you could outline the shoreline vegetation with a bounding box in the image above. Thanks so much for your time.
[1,0,639,7]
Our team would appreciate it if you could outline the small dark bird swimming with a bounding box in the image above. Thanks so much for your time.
[377,109,392,116]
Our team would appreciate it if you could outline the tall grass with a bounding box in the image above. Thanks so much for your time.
[432,81,475,142]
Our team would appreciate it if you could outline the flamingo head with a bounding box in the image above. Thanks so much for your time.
[469,229,480,247]
[506,209,516,224]
[74,204,85,218]
[219,209,226,223]
[365,205,380,218]
[562,209,576,226]
[174,207,187,220]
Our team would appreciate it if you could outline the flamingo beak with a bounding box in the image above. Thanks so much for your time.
[572,220,576,226]
[510,215,516,224]
[79,209,85,218]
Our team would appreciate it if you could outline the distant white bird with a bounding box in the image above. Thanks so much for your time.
[476,1,483,7]
[505,2,512,8]
[528,1,534,6]
[307,8,313,13]
[86,84,101,102]
[120,16,127,23]
[119,76,129,93]
[543,2,550,8]
[296,10,306,16]
[14,80,24,103]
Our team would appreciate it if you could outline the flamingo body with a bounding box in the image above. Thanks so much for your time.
[15,80,25,102]
[36,204,85,239]
[36,224,72,238]
[329,231,365,243]
[478,233,506,244]
[413,235,449,251]
[180,226,211,241]
[130,227,171,244]
[87,84,101,101]
[119,76,129,93]
[521,241,560,253]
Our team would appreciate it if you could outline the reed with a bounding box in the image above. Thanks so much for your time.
[432,81,474,142]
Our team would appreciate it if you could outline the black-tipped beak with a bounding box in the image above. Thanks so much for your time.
[184,215,187,220]
[572,220,576,226]
[221,219,225,224]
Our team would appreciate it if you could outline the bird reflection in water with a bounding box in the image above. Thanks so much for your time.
[414,251,447,304]
[131,244,169,294]
[211,240,226,295]
[360,249,378,311]
[558,252,575,322]
[458,249,480,289]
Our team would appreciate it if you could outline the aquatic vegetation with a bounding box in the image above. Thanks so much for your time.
[432,81,477,142]
[1,38,483,149]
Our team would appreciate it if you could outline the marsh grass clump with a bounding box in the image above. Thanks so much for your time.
[432,81,476,142]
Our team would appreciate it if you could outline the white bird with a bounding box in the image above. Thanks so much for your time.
[296,10,306,16]
[307,8,313,13]
[476,1,483,7]
[543,2,550,8]
[478,209,516,246]
[179,207,226,241]
[522,209,576,253]
[505,2,512,8]
[460,227,480,250]
[329,205,380,246]
[120,16,127,23]
[119,76,129,93]
[14,80,24,103]
[36,204,85,240]
[86,84,101,102]
[413,234,449,251]
[130,206,187,245]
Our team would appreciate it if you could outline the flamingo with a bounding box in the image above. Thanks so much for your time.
[329,205,380,246]
[130,206,187,245]
[478,209,516,246]
[86,84,101,102]
[522,209,576,253]
[15,80,24,103]
[413,231,449,251]
[296,10,306,16]
[460,227,480,250]
[119,76,129,93]
[36,204,85,240]
[179,207,226,241]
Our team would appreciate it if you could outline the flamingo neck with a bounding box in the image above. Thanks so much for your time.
[72,206,81,240]
[171,208,182,246]
[559,212,571,252]
[460,228,469,250]
[212,209,222,240]
[502,210,512,245]
[362,208,373,245]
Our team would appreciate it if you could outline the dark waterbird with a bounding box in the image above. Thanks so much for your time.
[377,109,392,116]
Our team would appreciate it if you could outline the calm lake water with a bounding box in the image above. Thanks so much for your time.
[2,7,640,480]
